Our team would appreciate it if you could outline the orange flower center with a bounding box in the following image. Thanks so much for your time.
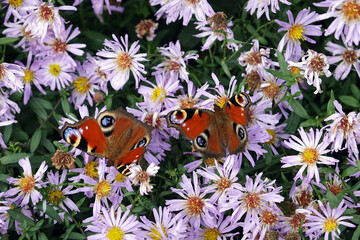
[243,192,261,209]
[117,53,132,70]
[19,175,35,193]
[186,196,204,216]
[342,1,360,23]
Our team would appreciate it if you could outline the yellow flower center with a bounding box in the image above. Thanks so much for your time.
[106,226,125,240]
[93,179,111,198]
[215,96,229,108]
[0,64,6,80]
[342,1,360,23]
[23,69,35,83]
[115,172,127,182]
[301,147,319,164]
[265,129,276,145]
[117,53,132,70]
[149,225,167,240]
[8,0,23,7]
[73,76,91,94]
[48,63,61,77]
[48,188,64,205]
[19,175,35,193]
[204,158,216,166]
[39,4,54,22]
[151,86,166,102]
[84,161,99,179]
[244,192,260,209]
[203,228,221,240]
[288,24,305,43]
[186,196,204,217]
[324,218,337,232]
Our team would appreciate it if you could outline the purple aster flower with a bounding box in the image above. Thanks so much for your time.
[276,8,322,61]
[264,120,290,155]
[6,157,48,207]
[197,155,242,203]
[0,62,24,92]
[85,54,109,94]
[39,54,75,91]
[315,0,360,46]
[238,39,276,80]
[128,163,160,196]
[325,40,360,80]
[346,154,360,178]
[194,12,240,52]
[245,0,291,20]
[2,0,36,23]
[304,200,355,240]
[165,172,218,229]
[2,19,38,51]
[15,52,46,104]
[219,173,284,225]
[281,127,339,183]
[324,100,360,157]
[154,0,214,26]
[198,212,240,239]
[138,206,187,239]
[85,206,140,239]
[23,2,76,42]
[175,80,214,109]
[97,34,147,90]
[288,49,332,94]
[152,40,198,82]
[46,170,80,213]
[69,61,101,109]
[138,73,181,110]
[0,91,19,149]
[289,181,314,209]
[38,25,86,67]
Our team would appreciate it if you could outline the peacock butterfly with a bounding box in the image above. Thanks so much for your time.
[60,108,152,168]
[166,93,251,158]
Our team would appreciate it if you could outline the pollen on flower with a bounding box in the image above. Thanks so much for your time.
[39,4,54,22]
[261,210,278,226]
[9,0,24,7]
[215,96,229,108]
[263,81,280,100]
[327,183,343,196]
[144,113,162,129]
[288,24,305,43]
[115,172,127,182]
[264,230,280,240]
[151,86,166,102]
[266,129,276,145]
[51,149,76,169]
[243,192,261,209]
[186,196,204,216]
[204,158,216,166]
[208,12,228,31]
[52,39,67,54]
[324,218,338,232]
[203,227,221,240]
[217,177,231,192]
[187,0,200,5]
[73,76,91,94]
[289,213,306,231]
[338,116,354,135]
[106,226,124,240]
[166,60,181,72]
[117,53,132,70]
[342,1,360,23]
[84,161,99,179]
[23,69,35,83]
[179,97,197,109]
[149,225,167,240]
[301,147,319,164]
[245,70,262,92]
[308,55,326,74]
[48,188,64,205]
[48,63,61,77]
[19,175,35,193]
[0,64,6,80]
[245,51,262,66]
[342,49,358,64]
[94,179,111,198]
[295,189,312,208]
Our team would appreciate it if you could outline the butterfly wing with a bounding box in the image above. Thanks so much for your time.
[166,108,226,157]
[96,108,152,167]
[223,93,251,154]
[60,117,109,158]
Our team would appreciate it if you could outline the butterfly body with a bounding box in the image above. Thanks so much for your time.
[166,93,251,158]
[61,108,152,168]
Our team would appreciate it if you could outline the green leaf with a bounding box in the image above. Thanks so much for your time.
[352,224,360,240]
[0,37,18,45]
[8,208,35,227]
[3,124,12,143]
[37,202,62,223]
[289,99,310,119]
[29,98,47,120]
[351,83,360,101]
[326,190,340,208]
[276,50,291,75]
[300,118,320,128]
[35,98,53,110]
[342,166,360,178]
[0,153,28,165]
[132,206,145,213]
[265,68,295,82]
[37,232,48,240]
[29,219,44,232]
[30,129,42,153]
[339,95,360,108]
[41,138,55,153]
[68,232,86,240]
[221,60,231,79]
[61,224,76,240]
[61,96,71,114]
[326,90,335,116]
[0,174,10,183]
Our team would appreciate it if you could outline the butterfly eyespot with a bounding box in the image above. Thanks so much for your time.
[234,123,246,140]
[63,127,81,146]
[235,94,249,107]
[170,110,187,125]
[100,116,115,128]
[195,132,208,149]
[133,137,150,149]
